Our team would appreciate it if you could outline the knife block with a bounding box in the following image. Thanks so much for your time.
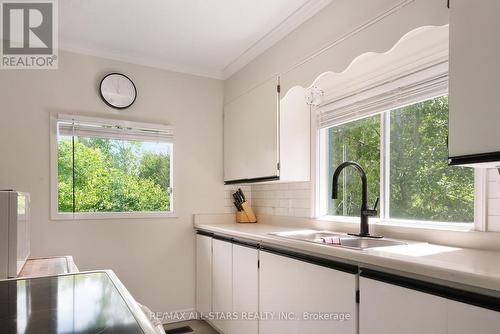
[236,202,257,223]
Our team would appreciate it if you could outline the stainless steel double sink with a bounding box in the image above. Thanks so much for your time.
[268,230,407,250]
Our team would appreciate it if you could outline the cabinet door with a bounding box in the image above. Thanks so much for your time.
[232,244,258,334]
[224,76,279,182]
[449,0,500,161]
[259,251,356,334]
[359,277,447,334]
[279,86,310,182]
[212,239,233,333]
[195,235,212,316]
[447,300,500,334]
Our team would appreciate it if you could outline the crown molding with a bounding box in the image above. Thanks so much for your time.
[58,41,224,80]
[222,0,333,79]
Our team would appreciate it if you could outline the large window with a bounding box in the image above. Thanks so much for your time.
[320,96,475,224]
[52,115,174,219]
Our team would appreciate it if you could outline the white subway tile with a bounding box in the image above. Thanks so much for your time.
[288,182,311,190]
[290,199,311,209]
[290,189,311,199]
[274,207,291,216]
[293,208,311,218]
[278,199,291,208]
[223,206,236,213]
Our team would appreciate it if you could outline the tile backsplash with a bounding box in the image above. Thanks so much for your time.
[251,182,312,218]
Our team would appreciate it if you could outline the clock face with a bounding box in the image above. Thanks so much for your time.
[100,73,137,109]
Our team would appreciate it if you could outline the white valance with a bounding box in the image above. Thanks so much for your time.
[317,61,448,128]
[57,114,174,143]
[314,24,449,129]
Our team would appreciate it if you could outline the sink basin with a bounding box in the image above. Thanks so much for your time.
[268,230,408,250]
[268,230,344,243]
[338,237,406,250]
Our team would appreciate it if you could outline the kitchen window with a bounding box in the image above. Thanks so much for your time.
[319,95,475,225]
[315,41,482,227]
[51,115,174,219]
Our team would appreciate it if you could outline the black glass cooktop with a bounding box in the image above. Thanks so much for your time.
[0,272,144,334]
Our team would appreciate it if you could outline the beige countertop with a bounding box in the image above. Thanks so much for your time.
[194,221,500,296]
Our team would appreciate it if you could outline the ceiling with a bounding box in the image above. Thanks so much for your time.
[59,0,332,79]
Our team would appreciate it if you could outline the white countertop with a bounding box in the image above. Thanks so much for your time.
[195,222,500,295]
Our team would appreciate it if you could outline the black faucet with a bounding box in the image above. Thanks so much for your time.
[331,161,381,238]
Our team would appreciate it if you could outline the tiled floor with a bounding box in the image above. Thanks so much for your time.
[163,320,218,334]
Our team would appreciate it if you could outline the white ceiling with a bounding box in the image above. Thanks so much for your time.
[59,0,332,79]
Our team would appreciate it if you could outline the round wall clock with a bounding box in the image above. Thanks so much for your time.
[99,73,137,109]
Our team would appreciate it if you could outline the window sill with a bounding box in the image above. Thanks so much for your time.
[51,211,178,221]
[316,215,474,232]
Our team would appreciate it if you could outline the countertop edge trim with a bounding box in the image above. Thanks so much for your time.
[260,244,359,274]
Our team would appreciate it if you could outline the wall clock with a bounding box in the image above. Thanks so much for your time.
[99,73,137,109]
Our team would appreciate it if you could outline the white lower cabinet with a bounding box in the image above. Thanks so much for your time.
[212,239,233,333]
[195,234,212,316]
[198,234,500,334]
[360,276,500,334]
[211,239,259,334]
[232,244,259,334]
[259,251,357,334]
[447,300,500,334]
[359,277,447,334]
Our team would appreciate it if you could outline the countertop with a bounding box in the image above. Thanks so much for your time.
[0,270,157,334]
[195,222,500,296]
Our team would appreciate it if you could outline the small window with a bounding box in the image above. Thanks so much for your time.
[320,96,475,224]
[52,115,174,219]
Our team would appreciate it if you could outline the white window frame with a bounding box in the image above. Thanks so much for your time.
[50,114,176,220]
[315,97,487,231]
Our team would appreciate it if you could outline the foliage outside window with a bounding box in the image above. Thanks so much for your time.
[324,96,474,223]
[55,119,172,215]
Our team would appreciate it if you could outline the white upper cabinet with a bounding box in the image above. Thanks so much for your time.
[448,0,500,166]
[223,76,310,183]
[278,86,311,182]
[224,76,280,183]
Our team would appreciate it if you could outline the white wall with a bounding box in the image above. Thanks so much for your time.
[0,50,225,313]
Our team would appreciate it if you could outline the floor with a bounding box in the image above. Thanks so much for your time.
[163,320,218,334]
[18,256,79,278]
